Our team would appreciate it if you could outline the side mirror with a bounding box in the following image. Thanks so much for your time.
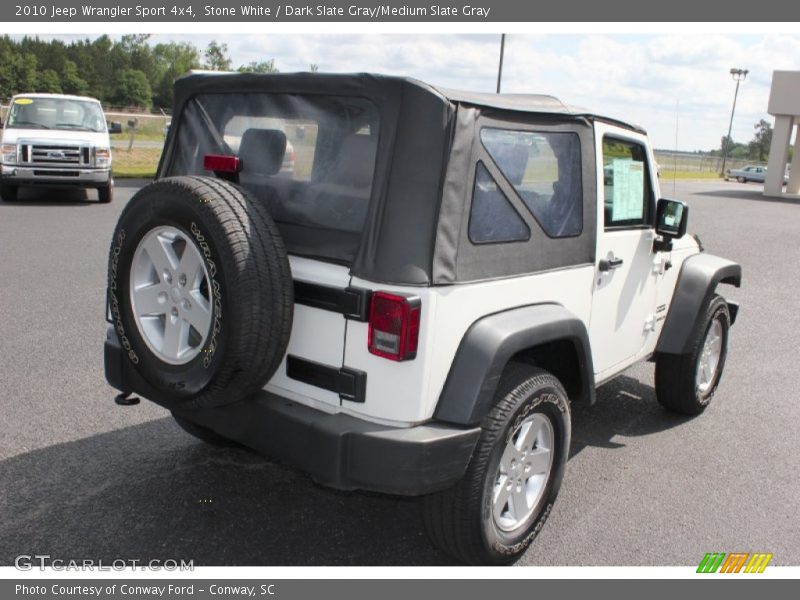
[107,121,122,134]
[656,198,688,239]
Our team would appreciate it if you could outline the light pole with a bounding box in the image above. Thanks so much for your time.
[720,68,748,177]
[496,34,506,94]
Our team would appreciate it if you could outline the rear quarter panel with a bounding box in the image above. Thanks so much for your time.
[344,266,595,425]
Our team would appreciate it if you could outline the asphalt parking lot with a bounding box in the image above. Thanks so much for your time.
[1,179,798,566]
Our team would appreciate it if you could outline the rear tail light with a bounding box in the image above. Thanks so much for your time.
[368,292,421,361]
[203,154,241,173]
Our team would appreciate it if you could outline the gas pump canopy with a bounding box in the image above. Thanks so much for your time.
[766,70,800,198]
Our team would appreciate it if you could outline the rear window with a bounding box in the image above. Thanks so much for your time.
[168,93,380,264]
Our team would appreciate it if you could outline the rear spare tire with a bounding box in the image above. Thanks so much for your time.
[107,176,293,409]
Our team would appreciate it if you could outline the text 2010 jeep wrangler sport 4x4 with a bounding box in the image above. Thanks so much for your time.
[104,72,741,564]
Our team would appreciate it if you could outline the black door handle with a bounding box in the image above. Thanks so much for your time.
[599,257,624,272]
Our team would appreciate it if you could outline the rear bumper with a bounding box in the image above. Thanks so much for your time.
[104,327,479,495]
[2,165,110,186]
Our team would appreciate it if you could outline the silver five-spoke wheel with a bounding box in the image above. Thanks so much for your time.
[696,318,723,394]
[130,225,212,365]
[492,413,554,532]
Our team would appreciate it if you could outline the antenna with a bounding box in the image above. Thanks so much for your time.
[496,34,506,94]
[673,98,679,196]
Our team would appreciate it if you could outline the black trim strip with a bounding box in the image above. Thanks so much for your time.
[286,355,367,403]
[293,281,372,322]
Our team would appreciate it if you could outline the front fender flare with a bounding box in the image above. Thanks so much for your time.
[656,253,741,355]
[434,303,595,427]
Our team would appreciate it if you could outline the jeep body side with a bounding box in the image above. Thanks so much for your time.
[103,73,740,564]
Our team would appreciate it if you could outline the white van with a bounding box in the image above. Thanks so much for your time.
[1,93,113,202]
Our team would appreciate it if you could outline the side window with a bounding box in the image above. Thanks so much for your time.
[481,128,583,238]
[468,162,530,244]
[602,137,653,228]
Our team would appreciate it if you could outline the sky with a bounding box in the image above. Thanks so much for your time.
[31,33,800,151]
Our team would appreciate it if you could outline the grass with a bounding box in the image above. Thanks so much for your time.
[110,132,166,143]
[658,170,723,180]
[112,146,161,179]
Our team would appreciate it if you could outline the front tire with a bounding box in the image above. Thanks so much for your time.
[98,176,114,203]
[421,364,571,564]
[655,295,730,415]
[736,176,746,183]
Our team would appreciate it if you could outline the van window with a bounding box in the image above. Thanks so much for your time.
[6,96,106,132]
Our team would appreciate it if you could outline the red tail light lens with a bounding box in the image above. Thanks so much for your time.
[368,292,421,361]
[203,154,241,173]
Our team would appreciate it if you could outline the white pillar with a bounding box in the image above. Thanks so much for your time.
[765,115,793,196]
[788,126,800,195]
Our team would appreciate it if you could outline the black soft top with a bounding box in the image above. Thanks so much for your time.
[173,71,644,133]
[164,72,624,284]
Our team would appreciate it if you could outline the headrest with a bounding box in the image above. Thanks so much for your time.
[239,128,287,176]
[332,135,378,188]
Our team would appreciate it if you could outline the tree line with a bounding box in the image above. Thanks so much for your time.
[0,35,296,110]
[712,119,776,163]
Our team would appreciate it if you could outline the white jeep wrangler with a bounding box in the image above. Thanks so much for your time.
[104,73,741,564]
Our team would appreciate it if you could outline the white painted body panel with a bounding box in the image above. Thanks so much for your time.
[264,122,700,428]
[264,255,349,408]
[590,123,661,381]
[345,266,595,424]
[1,128,110,147]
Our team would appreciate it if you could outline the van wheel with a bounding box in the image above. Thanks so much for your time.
[1,183,18,202]
[106,176,293,410]
[421,364,571,564]
[98,177,114,203]
[655,295,730,415]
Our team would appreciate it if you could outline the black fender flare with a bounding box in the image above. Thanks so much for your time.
[433,303,595,427]
[656,253,741,356]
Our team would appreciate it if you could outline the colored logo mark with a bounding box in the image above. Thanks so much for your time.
[697,552,773,573]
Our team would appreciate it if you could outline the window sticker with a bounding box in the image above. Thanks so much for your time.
[14,98,33,105]
[611,158,644,222]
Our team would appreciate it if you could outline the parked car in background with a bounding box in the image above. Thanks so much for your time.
[728,165,789,185]
[1,93,113,202]
[728,165,767,183]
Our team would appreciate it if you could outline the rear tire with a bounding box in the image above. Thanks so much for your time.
[655,295,730,415]
[98,177,114,203]
[106,176,293,410]
[0,183,18,202]
[421,363,571,565]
